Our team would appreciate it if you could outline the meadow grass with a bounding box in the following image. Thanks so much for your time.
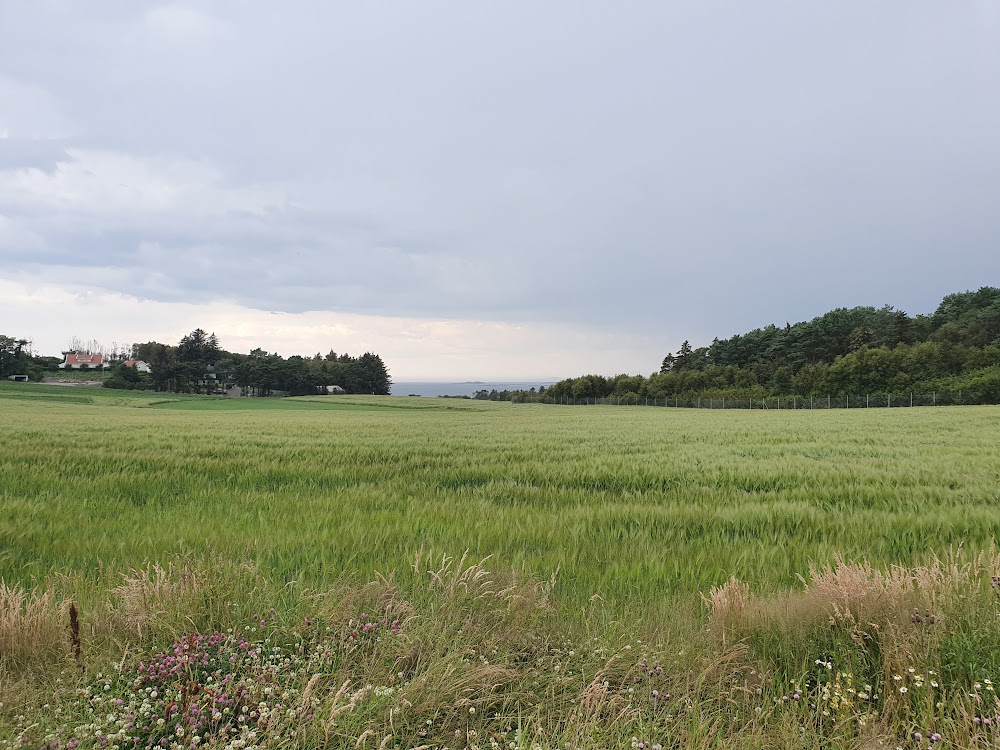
[3,382,1000,748]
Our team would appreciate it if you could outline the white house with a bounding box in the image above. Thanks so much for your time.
[122,360,152,374]
[59,353,105,369]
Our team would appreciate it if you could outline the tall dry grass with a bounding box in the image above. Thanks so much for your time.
[0,583,70,673]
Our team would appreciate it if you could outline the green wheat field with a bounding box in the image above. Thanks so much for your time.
[3,382,1000,749]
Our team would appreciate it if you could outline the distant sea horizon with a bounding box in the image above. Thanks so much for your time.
[391,380,558,398]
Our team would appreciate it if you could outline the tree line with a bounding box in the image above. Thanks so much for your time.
[540,287,1000,403]
[0,328,392,396]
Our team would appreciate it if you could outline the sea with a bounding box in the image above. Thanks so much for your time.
[392,381,556,398]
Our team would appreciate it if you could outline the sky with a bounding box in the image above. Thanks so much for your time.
[2,2,999,380]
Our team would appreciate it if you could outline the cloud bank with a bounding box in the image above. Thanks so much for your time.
[2,2,999,377]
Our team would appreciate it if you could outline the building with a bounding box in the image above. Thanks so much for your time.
[58,353,105,369]
[122,360,152,374]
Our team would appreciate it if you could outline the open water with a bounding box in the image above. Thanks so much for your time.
[392,381,556,398]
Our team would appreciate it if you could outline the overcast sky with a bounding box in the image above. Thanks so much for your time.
[2,2,999,380]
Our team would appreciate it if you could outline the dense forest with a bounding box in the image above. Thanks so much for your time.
[0,328,392,396]
[535,287,1000,403]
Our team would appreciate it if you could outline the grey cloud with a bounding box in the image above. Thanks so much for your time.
[1,1,999,348]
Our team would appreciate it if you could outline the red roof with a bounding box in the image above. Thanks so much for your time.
[64,353,104,365]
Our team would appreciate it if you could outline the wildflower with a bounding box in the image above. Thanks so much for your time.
[469,707,476,715]
[899,687,908,694]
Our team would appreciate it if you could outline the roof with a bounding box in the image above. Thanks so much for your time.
[122,360,148,368]
[64,353,104,365]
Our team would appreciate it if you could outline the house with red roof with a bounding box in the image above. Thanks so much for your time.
[58,353,106,369]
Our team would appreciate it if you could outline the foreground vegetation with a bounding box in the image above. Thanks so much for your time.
[2,384,1000,748]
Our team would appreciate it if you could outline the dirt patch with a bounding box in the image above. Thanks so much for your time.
[40,378,104,387]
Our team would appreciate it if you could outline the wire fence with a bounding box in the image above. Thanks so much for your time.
[510,391,997,409]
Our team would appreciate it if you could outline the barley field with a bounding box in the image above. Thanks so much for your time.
[2,382,999,599]
[3,382,1000,749]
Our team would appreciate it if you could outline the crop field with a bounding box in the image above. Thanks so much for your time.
[3,382,999,600]
[4,381,1000,749]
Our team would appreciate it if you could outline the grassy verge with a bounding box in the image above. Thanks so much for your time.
[3,552,1000,749]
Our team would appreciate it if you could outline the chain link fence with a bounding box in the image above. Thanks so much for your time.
[511,391,996,409]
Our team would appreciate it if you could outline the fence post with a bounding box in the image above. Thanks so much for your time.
[722,397,725,410]
[847,395,849,409]
[887,394,890,407]
[910,393,913,407]
[828,395,831,409]
[866,394,869,408]
[933,391,936,406]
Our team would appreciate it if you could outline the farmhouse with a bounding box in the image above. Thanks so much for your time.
[122,359,152,373]
[58,353,105,369]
